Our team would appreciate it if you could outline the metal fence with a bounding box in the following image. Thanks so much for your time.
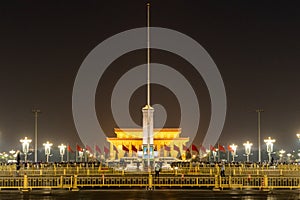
[0,164,300,191]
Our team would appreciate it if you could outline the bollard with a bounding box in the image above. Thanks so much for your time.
[22,174,29,192]
[264,175,268,187]
[213,175,220,191]
[102,174,105,186]
[148,174,153,190]
[72,175,79,191]
[60,176,63,188]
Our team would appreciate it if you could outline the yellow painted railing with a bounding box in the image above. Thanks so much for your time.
[0,174,300,191]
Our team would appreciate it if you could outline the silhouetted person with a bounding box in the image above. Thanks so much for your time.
[155,163,160,178]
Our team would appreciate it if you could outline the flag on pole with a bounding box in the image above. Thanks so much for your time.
[131,145,137,153]
[95,145,101,153]
[67,145,73,153]
[113,145,119,153]
[200,145,206,153]
[218,144,226,152]
[183,145,188,151]
[122,144,129,152]
[104,146,110,154]
[164,144,170,151]
[192,144,199,153]
[86,145,93,153]
[210,145,216,152]
[76,144,83,152]
[173,144,180,152]
[228,145,234,152]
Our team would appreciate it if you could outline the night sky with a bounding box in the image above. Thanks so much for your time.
[0,1,300,160]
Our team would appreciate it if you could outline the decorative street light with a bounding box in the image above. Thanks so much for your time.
[78,150,84,162]
[264,137,276,163]
[20,137,32,162]
[58,144,66,162]
[206,149,211,162]
[43,141,53,162]
[297,133,300,141]
[287,153,292,163]
[230,144,238,162]
[243,141,253,162]
[279,149,286,162]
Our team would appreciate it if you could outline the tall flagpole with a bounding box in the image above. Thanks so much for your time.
[146,2,151,173]
[147,3,150,107]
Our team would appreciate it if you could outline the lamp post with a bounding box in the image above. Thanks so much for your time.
[264,137,276,163]
[43,141,53,162]
[279,149,285,163]
[206,149,211,162]
[58,144,66,162]
[20,137,32,162]
[297,133,300,141]
[230,144,238,162]
[243,141,253,162]
[78,150,83,162]
[287,153,292,163]
[32,109,41,163]
[256,109,264,163]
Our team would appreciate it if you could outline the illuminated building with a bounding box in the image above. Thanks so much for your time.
[107,128,189,159]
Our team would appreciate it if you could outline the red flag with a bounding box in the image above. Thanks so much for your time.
[183,145,188,151]
[210,145,216,152]
[192,144,199,153]
[67,145,73,153]
[131,145,137,153]
[122,144,129,152]
[76,144,83,152]
[113,145,119,153]
[218,144,226,152]
[200,145,206,153]
[86,145,93,153]
[164,144,170,151]
[227,145,234,152]
[173,144,180,152]
[104,146,110,154]
[95,145,101,153]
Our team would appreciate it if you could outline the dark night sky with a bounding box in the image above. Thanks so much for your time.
[0,1,300,159]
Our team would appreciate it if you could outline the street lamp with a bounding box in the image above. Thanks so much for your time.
[243,141,253,162]
[264,137,276,163]
[287,153,292,163]
[297,133,300,141]
[43,141,53,162]
[230,144,238,162]
[78,150,84,162]
[279,149,285,162]
[20,137,32,162]
[58,144,66,162]
[256,109,264,163]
